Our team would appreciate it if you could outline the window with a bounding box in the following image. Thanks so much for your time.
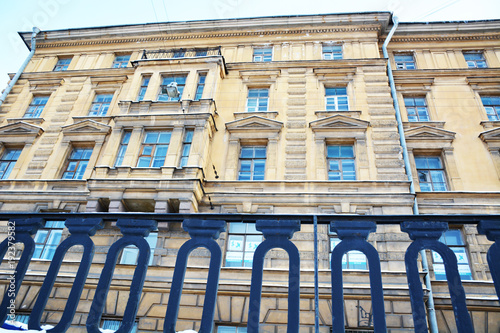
[395,54,416,70]
[53,58,71,71]
[158,75,187,101]
[432,229,472,280]
[415,156,447,191]
[137,131,171,167]
[24,96,49,118]
[33,221,65,260]
[481,96,500,121]
[330,233,367,269]
[225,223,262,267]
[404,96,430,122]
[112,55,130,68]
[327,145,356,180]
[195,49,208,57]
[0,148,22,179]
[238,146,266,181]
[13,314,29,325]
[137,76,151,101]
[246,88,269,112]
[179,129,194,168]
[464,51,487,68]
[114,131,131,167]
[195,73,207,100]
[101,320,137,333]
[120,232,158,265]
[253,48,272,62]
[62,148,93,180]
[322,45,343,60]
[173,50,185,58]
[88,94,113,117]
[218,326,247,333]
[325,87,348,111]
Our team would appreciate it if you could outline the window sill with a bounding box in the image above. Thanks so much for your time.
[72,116,113,124]
[403,121,445,129]
[315,110,361,119]
[118,99,216,115]
[234,111,278,120]
[7,117,45,125]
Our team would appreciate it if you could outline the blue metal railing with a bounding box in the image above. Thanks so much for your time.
[0,213,499,333]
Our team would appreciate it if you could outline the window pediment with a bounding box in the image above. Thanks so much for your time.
[226,116,283,133]
[0,121,44,144]
[239,70,280,84]
[405,125,455,142]
[309,115,369,132]
[480,127,500,147]
[61,119,111,143]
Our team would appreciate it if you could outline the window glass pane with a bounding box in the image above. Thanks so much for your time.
[327,145,340,158]
[137,157,151,167]
[228,235,244,251]
[229,223,246,233]
[225,251,243,266]
[340,146,354,157]
[245,235,262,252]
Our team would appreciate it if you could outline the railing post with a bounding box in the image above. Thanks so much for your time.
[477,220,500,299]
[29,218,103,332]
[330,221,386,333]
[401,221,474,333]
[86,219,157,333]
[0,218,43,325]
[163,219,226,333]
[247,220,301,333]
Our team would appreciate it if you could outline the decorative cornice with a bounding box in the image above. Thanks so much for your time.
[35,26,381,49]
[387,34,500,43]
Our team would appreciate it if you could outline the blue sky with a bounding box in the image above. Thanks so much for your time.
[1,0,499,89]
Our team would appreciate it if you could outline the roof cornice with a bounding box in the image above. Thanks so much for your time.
[19,12,391,49]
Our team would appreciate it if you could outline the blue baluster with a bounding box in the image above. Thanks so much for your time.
[29,218,103,332]
[330,221,386,333]
[163,219,226,333]
[401,221,473,333]
[86,219,157,333]
[247,220,300,333]
[0,218,43,325]
[477,220,500,299]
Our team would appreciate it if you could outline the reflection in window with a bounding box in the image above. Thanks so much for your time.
[112,55,130,68]
[327,145,355,180]
[404,96,429,122]
[25,96,49,118]
[218,326,247,333]
[322,45,343,60]
[114,131,131,167]
[88,94,113,117]
[225,223,262,267]
[464,51,487,68]
[481,96,500,121]
[62,148,93,180]
[137,76,151,102]
[238,146,266,181]
[33,221,65,260]
[101,320,137,333]
[0,148,22,180]
[137,131,171,168]
[246,88,268,112]
[415,156,447,191]
[120,232,158,265]
[158,75,186,101]
[179,129,194,168]
[325,87,348,111]
[433,229,472,280]
[330,233,367,270]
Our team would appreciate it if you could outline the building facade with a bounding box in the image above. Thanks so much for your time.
[0,12,499,332]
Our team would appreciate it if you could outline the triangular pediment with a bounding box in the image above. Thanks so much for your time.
[62,119,111,135]
[405,126,455,141]
[479,127,500,142]
[0,121,44,137]
[310,115,369,131]
[226,116,283,132]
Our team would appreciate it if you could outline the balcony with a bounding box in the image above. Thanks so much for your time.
[141,48,222,60]
[0,213,499,332]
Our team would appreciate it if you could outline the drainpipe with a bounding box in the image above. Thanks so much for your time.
[0,27,41,107]
[382,15,439,333]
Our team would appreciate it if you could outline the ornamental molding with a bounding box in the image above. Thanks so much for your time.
[386,34,500,43]
[0,121,44,144]
[310,114,369,131]
[404,125,456,142]
[36,26,381,49]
